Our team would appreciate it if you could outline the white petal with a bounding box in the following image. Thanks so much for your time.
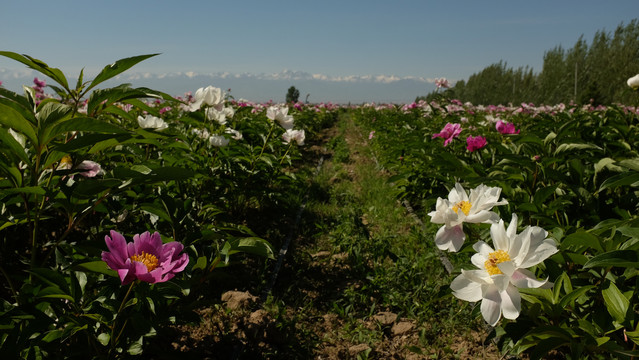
[497,260,516,278]
[449,183,468,203]
[506,213,518,238]
[518,240,558,268]
[450,274,483,302]
[490,219,509,251]
[435,225,465,252]
[461,269,493,285]
[491,274,511,291]
[500,285,521,320]
[465,210,500,224]
[481,285,502,326]
[510,269,550,289]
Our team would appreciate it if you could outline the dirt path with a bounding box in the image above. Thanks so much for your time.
[147,114,501,359]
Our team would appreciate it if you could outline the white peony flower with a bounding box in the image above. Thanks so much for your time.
[627,74,639,90]
[266,106,295,129]
[208,134,229,147]
[205,107,227,125]
[225,128,243,140]
[190,86,225,111]
[137,115,168,130]
[428,183,508,252]
[191,128,210,139]
[282,129,305,145]
[450,214,558,326]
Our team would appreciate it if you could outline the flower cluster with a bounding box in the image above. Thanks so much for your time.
[187,85,243,147]
[429,183,558,326]
[266,105,306,146]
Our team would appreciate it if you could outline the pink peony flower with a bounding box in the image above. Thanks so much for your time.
[432,123,462,146]
[495,120,520,135]
[76,160,103,177]
[101,230,189,285]
[435,77,450,89]
[466,136,487,152]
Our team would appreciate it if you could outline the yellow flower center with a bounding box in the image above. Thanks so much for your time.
[130,251,159,272]
[484,250,511,275]
[452,200,472,216]
[57,155,73,170]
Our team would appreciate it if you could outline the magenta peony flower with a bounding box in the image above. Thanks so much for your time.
[432,123,462,146]
[101,231,189,285]
[495,120,520,135]
[466,135,487,152]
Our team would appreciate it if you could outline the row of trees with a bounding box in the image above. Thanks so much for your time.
[421,19,639,105]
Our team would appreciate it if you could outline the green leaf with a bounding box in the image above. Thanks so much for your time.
[192,256,207,271]
[85,54,160,93]
[48,117,129,143]
[533,184,558,208]
[222,237,275,259]
[0,103,37,145]
[553,142,602,155]
[583,250,639,268]
[560,231,603,252]
[619,158,639,171]
[602,281,629,324]
[0,128,30,164]
[598,171,639,192]
[74,261,117,277]
[559,285,594,308]
[97,333,110,346]
[28,268,70,294]
[0,51,69,90]
[595,157,622,173]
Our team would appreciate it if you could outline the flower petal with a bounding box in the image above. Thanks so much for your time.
[435,225,465,252]
[450,274,483,302]
[500,285,521,320]
[102,231,129,269]
[489,219,509,252]
[481,285,502,326]
[510,269,551,289]
[465,210,500,224]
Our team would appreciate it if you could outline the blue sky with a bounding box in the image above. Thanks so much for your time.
[1,1,637,103]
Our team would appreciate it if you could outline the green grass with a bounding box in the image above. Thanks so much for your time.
[260,113,495,357]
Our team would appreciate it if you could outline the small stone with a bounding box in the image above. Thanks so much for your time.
[391,321,414,336]
[349,343,371,356]
[221,290,257,310]
[372,311,397,326]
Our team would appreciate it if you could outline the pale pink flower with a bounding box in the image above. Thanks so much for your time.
[77,160,103,177]
[435,77,450,89]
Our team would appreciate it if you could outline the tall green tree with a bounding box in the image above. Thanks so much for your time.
[286,86,300,103]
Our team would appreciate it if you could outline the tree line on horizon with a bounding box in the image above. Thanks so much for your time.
[419,19,639,106]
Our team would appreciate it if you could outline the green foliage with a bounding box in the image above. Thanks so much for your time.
[421,19,639,105]
[0,53,338,358]
[351,97,639,359]
[286,86,300,103]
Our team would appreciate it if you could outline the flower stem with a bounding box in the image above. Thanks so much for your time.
[109,282,136,355]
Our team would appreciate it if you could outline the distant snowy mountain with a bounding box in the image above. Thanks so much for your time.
[0,68,437,104]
